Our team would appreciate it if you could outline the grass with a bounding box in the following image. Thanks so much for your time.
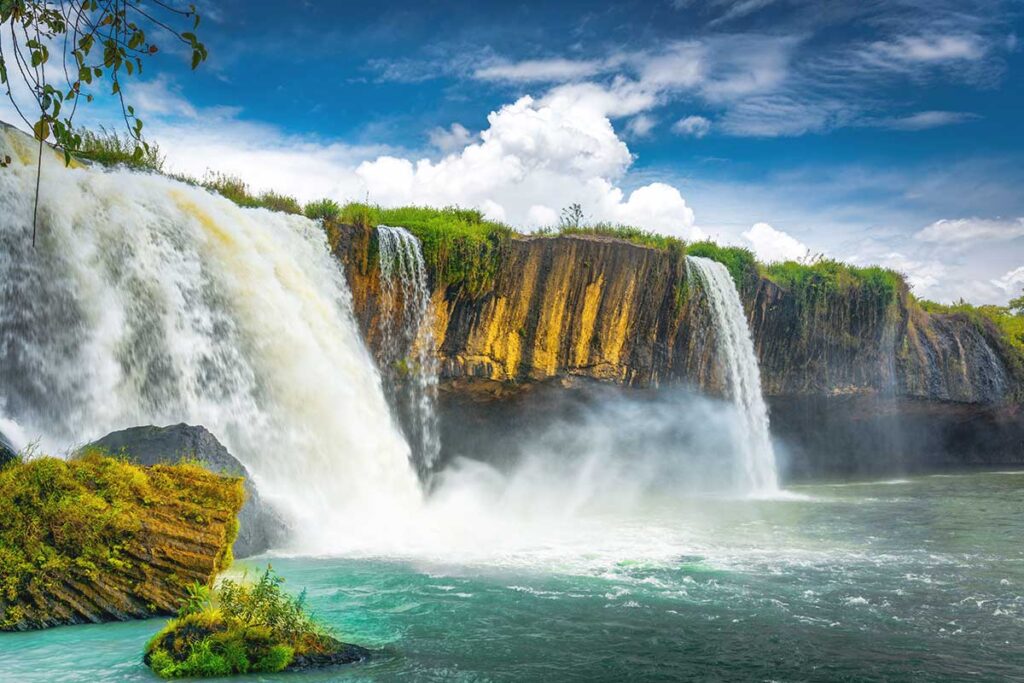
[761,259,903,305]
[0,451,243,630]
[340,203,514,295]
[542,223,686,255]
[73,128,165,172]
[197,171,303,215]
[685,241,759,290]
[145,566,335,679]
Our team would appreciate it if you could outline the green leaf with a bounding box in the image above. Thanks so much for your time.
[33,118,50,141]
[191,50,202,70]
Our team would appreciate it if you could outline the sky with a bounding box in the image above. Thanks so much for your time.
[3,0,1023,304]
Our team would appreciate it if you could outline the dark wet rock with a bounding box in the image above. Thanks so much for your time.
[0,430,16,469]
[287,638,372,671]
[83,424,287,558]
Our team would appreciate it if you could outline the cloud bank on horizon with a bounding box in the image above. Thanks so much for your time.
[1,0,1021,305]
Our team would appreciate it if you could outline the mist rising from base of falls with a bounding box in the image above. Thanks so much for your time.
[294,387,796,563]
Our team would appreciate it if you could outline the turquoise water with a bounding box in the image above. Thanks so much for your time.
[2,471,1023,681]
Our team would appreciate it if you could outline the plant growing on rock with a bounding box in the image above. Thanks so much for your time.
[304,198,342,222]
[145,566,360,679]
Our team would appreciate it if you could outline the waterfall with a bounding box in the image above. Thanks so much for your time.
[0,126,421,549]
[686,256,779,494]
[376,226,440,479]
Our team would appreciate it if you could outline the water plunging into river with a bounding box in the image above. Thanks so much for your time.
[375,225,440,479]
[686,255,779,494]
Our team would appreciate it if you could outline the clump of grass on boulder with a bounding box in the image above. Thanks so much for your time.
[145,566,368,678]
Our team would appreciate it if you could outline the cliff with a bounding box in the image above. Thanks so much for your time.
[0,453,244,631]
[330,221,1024,405]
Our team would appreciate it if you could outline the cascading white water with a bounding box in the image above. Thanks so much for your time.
[0,126,421,548]
[686,256,779,494]
[376,226,440,478]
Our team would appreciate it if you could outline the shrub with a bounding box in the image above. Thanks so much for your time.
[145,566,334,679]
[304,198,342,222]
[686,241,759,289]
[762,259,902,304]
[255,191,303,215]
[200,171,260,208]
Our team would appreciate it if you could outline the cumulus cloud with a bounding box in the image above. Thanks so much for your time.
[143,83,703,240]
[673,115,711,138]
[350,92,702,238]
[741,222,808,262]
[429,123,475,153]
[915,217,1024,244]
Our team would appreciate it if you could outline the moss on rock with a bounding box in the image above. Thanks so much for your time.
[0,452,244,631]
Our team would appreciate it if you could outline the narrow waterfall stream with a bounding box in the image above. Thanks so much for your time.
[376,226,441,479]
[0,128,422,549]
[686,255,780,494]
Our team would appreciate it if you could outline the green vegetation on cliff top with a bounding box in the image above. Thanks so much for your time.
[146,567,343,678]
[341,202,513,295]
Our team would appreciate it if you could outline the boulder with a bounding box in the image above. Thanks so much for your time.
[0,454,244,630]
[84,424,287,558]
[0,430,16,469]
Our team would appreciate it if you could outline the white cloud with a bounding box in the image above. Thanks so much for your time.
[875,110,978,131]
[475,58,606,82]
[741,222,808,262]
[672,115,711,138]
[624,114,657,138]
[718,95,847,137]
[868,35,985,64]
[600,182,702,237]
[143,85,704,240]
[538,79,659,119]
[868,252,947,295]
[992,265,1024,296]
[915,217,1024,244]
[350,93,702,239]
[428,123,475,153]
[527,205,559,227]
[637,41,706,88]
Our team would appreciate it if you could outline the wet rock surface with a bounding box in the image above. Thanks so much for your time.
[84,424,287,558]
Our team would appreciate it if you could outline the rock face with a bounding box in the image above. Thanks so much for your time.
[332,222,1024,473]
[0,430,16,469]
[0,454,243,631]
[85,424,286,558]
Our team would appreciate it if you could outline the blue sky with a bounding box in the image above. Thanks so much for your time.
[4,0,1023,303]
